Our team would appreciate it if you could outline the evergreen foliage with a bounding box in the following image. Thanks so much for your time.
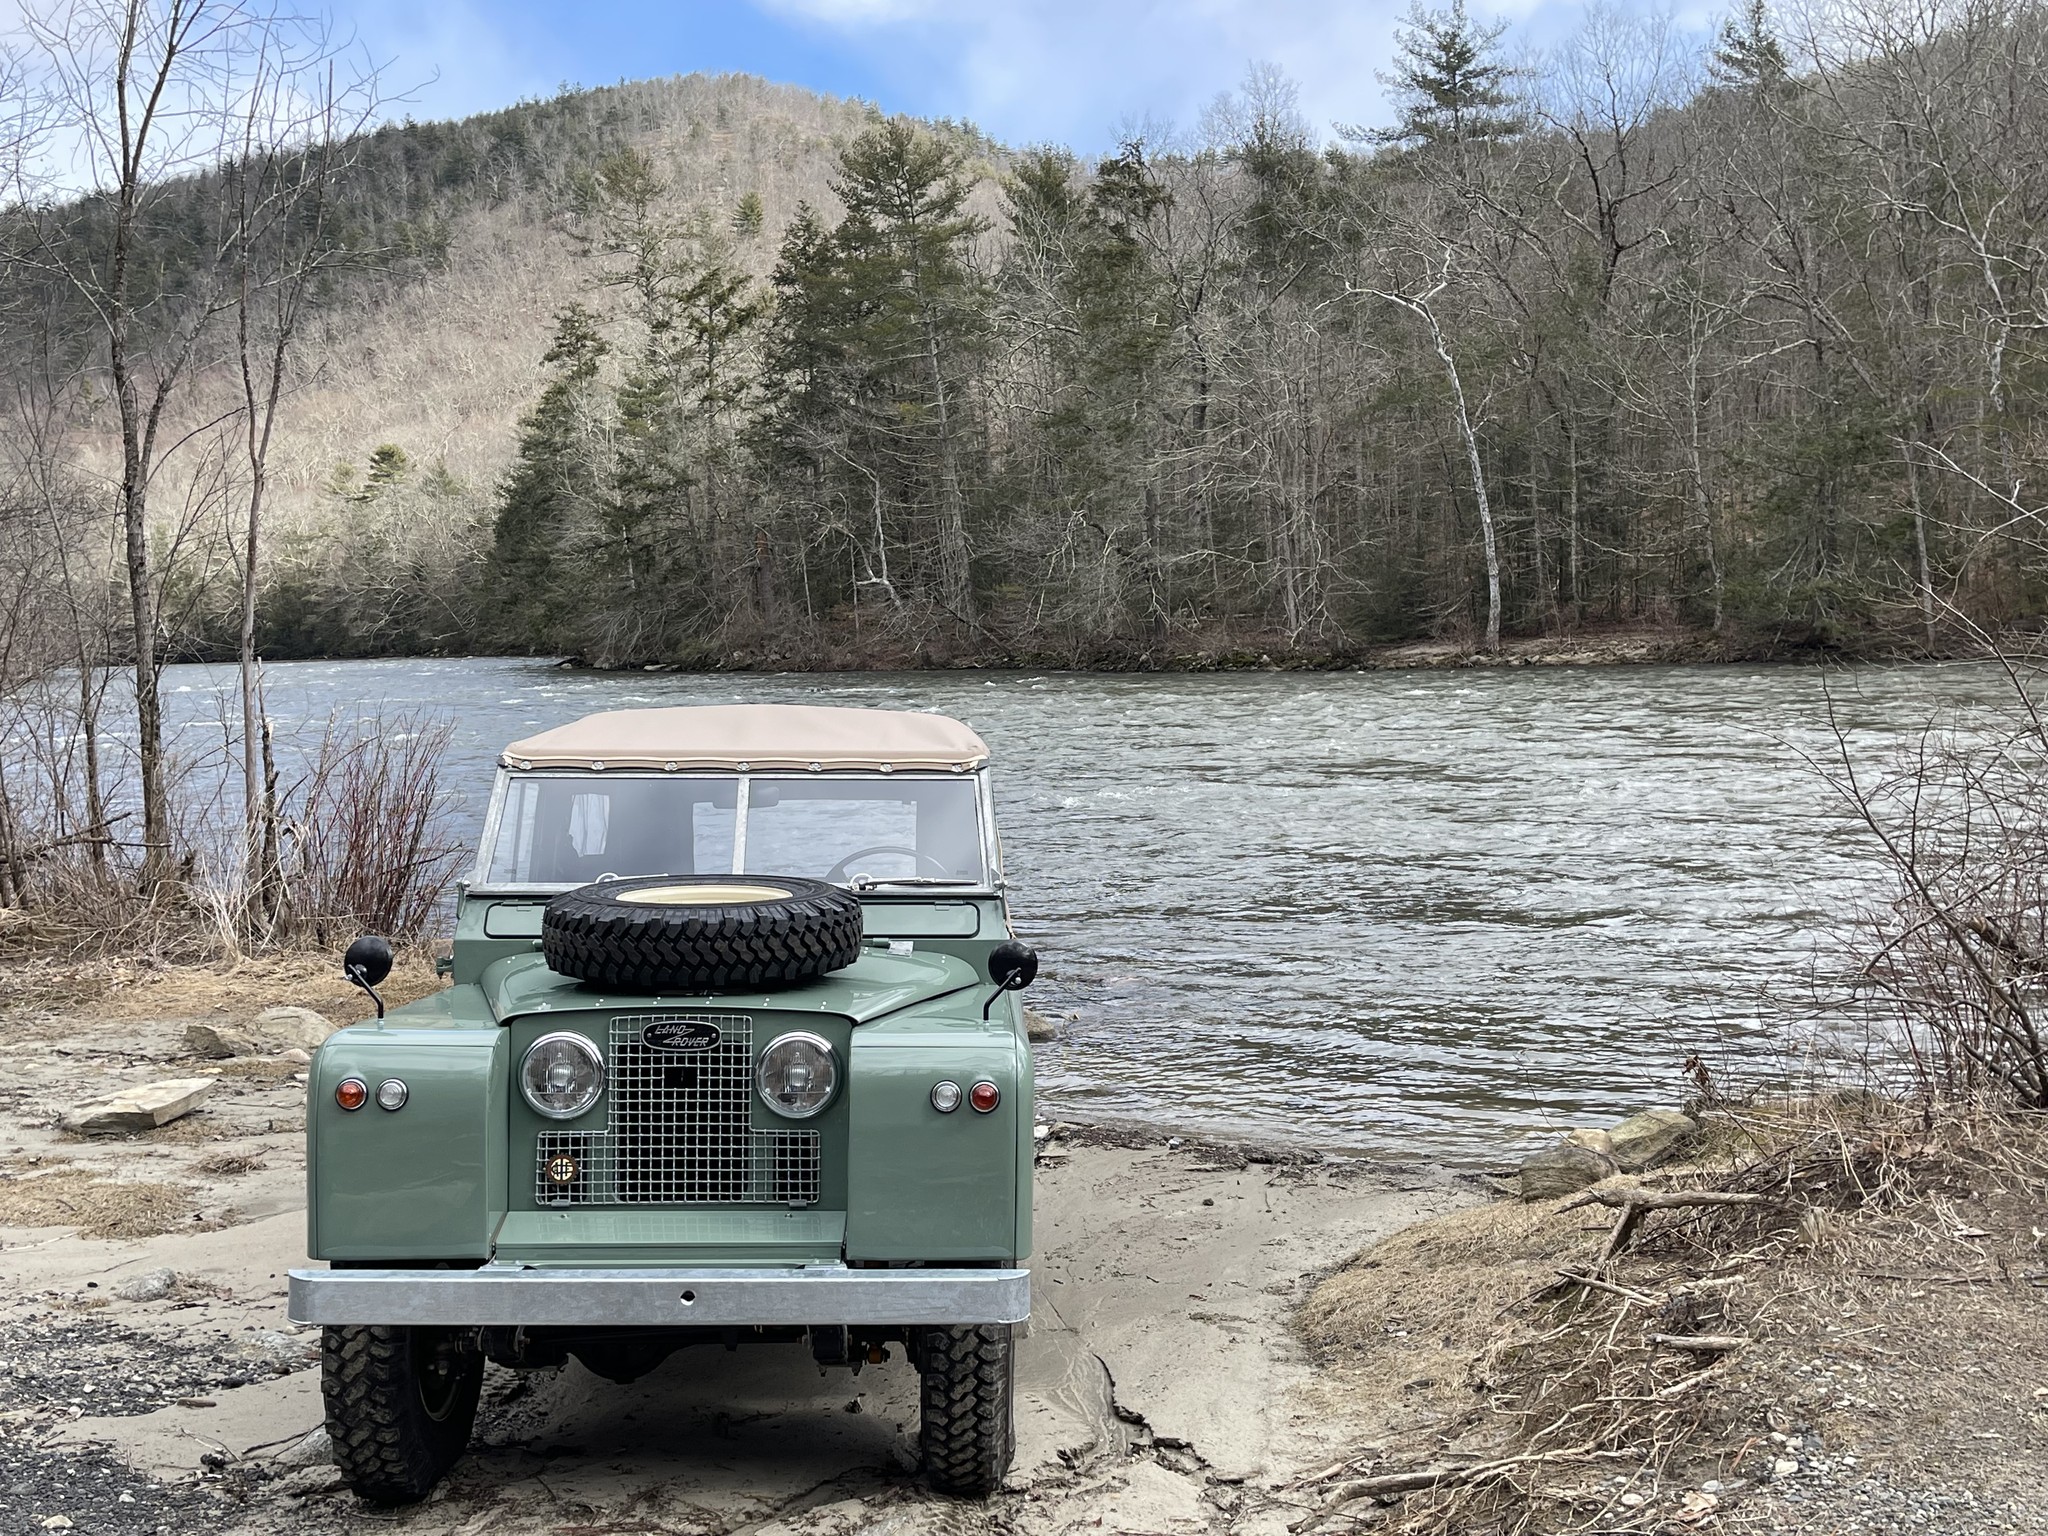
[1371,0,1526,148]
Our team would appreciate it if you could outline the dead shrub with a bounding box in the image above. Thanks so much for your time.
[1821,658,2048,1109]
[1292,1098,2048,1535]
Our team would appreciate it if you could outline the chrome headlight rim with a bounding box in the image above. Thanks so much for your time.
[757,1030,838,1120]
[521,1031,606,1120]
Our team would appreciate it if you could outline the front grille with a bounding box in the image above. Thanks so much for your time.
[532,1013,819,1208]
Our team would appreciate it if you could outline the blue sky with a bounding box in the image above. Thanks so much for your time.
[326,0,1703,151]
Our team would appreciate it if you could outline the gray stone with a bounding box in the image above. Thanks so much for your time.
[253,1006,337,1052]
[62,1077,217,1135]
[184,1022,260,1059]
[241,1329,319,1371]
[1608,1109,1699,1172]
[271,1426,332,1468]
[1565,1127,1614,1156]
[1519,1143,1618,1201]
[1023,1007,1058,1043]
[111,1267,176,1303]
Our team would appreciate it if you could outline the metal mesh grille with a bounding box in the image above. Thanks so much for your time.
[531,1014,819,1207]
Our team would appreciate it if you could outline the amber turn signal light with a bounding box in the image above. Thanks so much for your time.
[335,1077,368,1112]
[969,1080,1000,1113]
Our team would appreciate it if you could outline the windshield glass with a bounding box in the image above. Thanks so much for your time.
[480,774,986,888]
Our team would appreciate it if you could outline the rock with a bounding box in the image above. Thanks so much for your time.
[1023,1007,1058,1043]
[62,1077,217,1135]
[1608,1109,1699,1172]
[241,1329,318,1371]
[184,1022,259,1059]
[1519,1143,1618,1201]
[1564,1128,1614,1156]
[273,1465,347,1497]
[270,1427,332,1469]
[280,1047,312,1065]
[253,1006,337,1053]
[112,1267,176,1303]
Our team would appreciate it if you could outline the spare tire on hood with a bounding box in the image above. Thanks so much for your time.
[540,875,864,993]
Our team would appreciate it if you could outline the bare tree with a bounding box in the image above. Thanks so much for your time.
[223,23,376,932]
[7,1,374,906]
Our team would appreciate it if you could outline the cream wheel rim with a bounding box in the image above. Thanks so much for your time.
[620,882,792,906]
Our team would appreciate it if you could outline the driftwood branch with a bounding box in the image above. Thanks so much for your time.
[1286,1441,1606,1527]
[1558,1187,1779,1261]
[1553,1269,1659,1306]
[1649,1333,1748,1353]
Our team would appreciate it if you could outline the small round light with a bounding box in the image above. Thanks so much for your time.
[543,1153,581,1185]
[375,1078,408,1112]
[335,1078,368,1112]
[930,1080,963,1114]
[521,1033,605,1119]
[758,1032,837,1119]
[969,1080,1000,1114]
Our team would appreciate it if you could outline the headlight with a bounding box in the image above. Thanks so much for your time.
[521,1033,605,1119]
[757,1032,837,1119]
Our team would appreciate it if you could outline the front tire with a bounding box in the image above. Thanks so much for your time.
[917,1323,1015,1496]
[322,1324,483,1505]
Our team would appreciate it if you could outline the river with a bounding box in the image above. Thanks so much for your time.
[156,657,2005,1162]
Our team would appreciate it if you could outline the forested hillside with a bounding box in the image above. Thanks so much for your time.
[8,0,2048,672]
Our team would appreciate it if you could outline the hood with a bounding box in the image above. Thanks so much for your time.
[479,947,984,1027]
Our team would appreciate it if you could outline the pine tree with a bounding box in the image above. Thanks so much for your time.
[364,444,412,499]
[1371,0,1524,149]
[733,190,765,237]
[488,303,612,648]
[1710,0,1790,90]
[762,119,991,623]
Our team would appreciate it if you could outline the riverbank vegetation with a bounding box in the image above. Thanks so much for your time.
[1298,1096,2048,1532]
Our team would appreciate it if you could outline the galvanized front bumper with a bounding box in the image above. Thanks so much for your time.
[287,1264,1032,1328]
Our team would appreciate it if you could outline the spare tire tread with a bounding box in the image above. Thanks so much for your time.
[541,875,863,992]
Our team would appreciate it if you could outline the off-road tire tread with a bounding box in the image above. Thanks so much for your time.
[917,1323,1014,1497]
[322,1324,481,1506]
[542,876,863,992]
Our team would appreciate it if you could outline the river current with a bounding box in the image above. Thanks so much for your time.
[156,657,2005,1162]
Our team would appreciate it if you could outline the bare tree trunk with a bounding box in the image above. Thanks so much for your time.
[1420,304,1502,651]
[1903,436,1937,650]
[1566,422,1583,625]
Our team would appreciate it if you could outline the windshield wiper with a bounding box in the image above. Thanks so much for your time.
[849,876,977,891]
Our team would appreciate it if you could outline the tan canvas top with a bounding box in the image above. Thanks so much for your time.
[500,705,990,773]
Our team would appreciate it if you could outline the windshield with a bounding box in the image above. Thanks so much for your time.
[479,773,987,888]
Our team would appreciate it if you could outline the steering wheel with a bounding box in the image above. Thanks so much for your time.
[825,845,953,883]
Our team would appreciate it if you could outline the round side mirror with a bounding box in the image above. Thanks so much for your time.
[344,935,394,988]
[989,940,1039,992]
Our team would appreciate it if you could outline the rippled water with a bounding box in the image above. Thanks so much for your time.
[157,657,2006,1161]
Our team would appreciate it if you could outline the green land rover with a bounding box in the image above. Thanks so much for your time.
[288,704,1038,1503]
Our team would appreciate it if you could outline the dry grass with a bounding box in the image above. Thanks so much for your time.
[0,1166,199,1240]
[1293,1100,2048,1534]
[4,946,443,1021]
[192,1150,266,1177]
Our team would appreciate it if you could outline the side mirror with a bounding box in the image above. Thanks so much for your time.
[984,941,1039,1019]
[989,941,1038,991]
[344,935,394,1019]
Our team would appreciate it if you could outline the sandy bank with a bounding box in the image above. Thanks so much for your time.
[0,967,1475,1534]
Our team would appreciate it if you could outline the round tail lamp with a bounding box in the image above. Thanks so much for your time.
[334,1077,368,1112]
[969,1080,1000,1114]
